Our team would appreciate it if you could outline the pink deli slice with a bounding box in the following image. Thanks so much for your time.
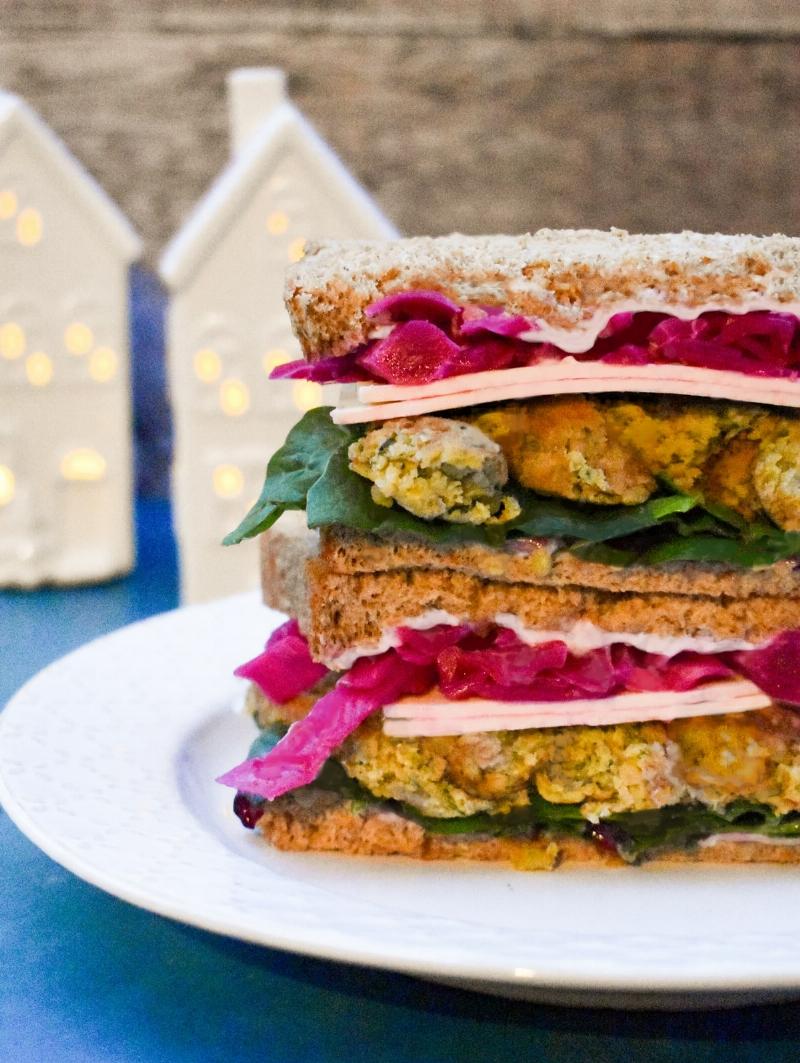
[332,359,800,424]
[382,679,772,738]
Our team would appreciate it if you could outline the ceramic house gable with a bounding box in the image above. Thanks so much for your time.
[0,92,141,587]
[160,69,397,603]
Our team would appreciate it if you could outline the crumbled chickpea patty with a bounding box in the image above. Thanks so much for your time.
[336,706,800,821]
[753,422,800,532]
[348,416,520,524]
[349,397,800,531]
[473,398,656,505]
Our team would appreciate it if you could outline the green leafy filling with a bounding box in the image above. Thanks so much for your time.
[244,727,800,863]
[224,407,800,567]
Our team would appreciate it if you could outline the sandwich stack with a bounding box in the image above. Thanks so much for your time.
[218,230,800,868]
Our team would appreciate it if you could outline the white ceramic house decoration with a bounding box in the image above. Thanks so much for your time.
[160,67,398,604]
[0,91,141,587]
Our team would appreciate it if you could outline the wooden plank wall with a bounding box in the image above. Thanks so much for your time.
[3,2,800,260]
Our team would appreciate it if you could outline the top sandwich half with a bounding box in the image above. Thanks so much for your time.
[281,229,800,420]
[227,230,800,577]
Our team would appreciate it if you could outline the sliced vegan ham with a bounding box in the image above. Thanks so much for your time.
[382,679,772,738]
[332,359,800,424]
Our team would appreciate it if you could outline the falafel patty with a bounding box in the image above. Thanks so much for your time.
[251,686,800,823]
[346,396,800,531]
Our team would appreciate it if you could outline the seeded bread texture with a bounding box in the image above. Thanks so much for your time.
[285,230,800,360]
[254,794,800,868]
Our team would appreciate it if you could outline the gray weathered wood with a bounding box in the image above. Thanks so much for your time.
[2,4,799,260]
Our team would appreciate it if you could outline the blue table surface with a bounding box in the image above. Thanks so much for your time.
[2,500,800,1063]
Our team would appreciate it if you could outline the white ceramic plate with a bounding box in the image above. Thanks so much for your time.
[2,592,800,1010]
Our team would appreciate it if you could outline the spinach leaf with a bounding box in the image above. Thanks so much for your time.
[224,407,800,567]
[223,408,356,545]
[640,533,800,567]
[307,448,509,546]
[511,493,696,543]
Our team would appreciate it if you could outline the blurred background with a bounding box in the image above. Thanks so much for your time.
[3,0,800,593]
[6,1,800,264]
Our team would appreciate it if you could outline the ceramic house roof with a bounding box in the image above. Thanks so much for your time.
[159,100,397,291]
[0,92,141,262]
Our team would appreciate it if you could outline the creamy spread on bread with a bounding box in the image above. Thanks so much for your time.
[325,612,759,670]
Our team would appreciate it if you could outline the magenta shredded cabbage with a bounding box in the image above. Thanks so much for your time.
[271,292,800,386]
[731,630,800,705]
[366,289,461,328]
[431,631,734,702]
[218,622,800,802]
[217,650,433,800]
[233,619,328,704]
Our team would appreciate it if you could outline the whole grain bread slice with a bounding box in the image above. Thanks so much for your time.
[319,526,800,600]
[285,229,800,359]
[304,563,800,665]
[254,793,800,868]
[258,525,800,665]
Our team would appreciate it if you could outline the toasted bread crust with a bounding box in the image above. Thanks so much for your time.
[318,526,800,600]
[258,525,800,664]
[254,794,800,868]
[285,230,800,360]
[303,562,800,665]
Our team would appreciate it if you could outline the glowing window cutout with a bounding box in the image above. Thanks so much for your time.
[267,210,290,235]
[16,208,43,246]
[65,322,94,356]
[0,322,25,360]
[193,347,221,383]
[292,380,322,411]
[288,237,306,263]
[60,448,107,482]
[89,346,117,382]
[212,464,245,500]
[263,348,292,374]
[220,378,250,417]
[26,352,53,387]
[0,190,17,220]
[0,465,15,506]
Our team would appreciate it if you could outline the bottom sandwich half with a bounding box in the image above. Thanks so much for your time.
[217,525,800,869]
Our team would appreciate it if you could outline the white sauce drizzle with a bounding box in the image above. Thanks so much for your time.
[324,612,761,670]
[699,833,800,848]
[340,299,800,423]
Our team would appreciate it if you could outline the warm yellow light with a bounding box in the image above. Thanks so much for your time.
[60,448,107,482]
[89,346,117,382]
[288,237,306,263]
[64,322,94,356]
[0,322,25,360]
[292,380,322,411]
[193,347,221,383]
[25,352,53,387]
[220,378,250,417]
[16,208,43,246]
[263,347,292,374]
[267,210,290,235]
[0,465,15,506]
[0,189,17,220]
[212,464,245,500]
